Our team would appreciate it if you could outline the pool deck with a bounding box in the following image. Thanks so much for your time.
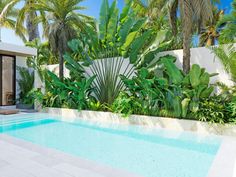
[0,134,141,177]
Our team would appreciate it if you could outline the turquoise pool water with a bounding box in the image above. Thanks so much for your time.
[0,114,221,177]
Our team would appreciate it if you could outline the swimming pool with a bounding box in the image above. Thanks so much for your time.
[0,113,221,177]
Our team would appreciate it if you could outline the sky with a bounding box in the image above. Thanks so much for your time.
[1,0,233,46]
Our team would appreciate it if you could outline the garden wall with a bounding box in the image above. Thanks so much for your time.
[43,108,236,137]
[42,45,235,87]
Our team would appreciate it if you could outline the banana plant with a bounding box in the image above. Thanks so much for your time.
[66,0,170,69]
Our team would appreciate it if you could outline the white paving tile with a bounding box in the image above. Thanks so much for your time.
[0,166,35,177]
[0,135,142,177]
[0,160,9,168]
[53,163,106,177]
[32,155,61,167]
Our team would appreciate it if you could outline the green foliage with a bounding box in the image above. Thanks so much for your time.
[218,0,236,44]
[212,45,236,82]
[110,92,143,117]
[17,66,34,105]
[196,97,227,124]
[67,0,169,69]
[43,71,95,110]
[120,67,172,116]
[213,0,236,83]
[88,55,134,105]
[227,101,236,123]
[181,64,215,113]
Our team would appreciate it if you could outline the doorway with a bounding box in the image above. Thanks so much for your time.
[0,55,16,106]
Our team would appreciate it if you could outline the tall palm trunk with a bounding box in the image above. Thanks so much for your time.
[180,0,192,73]
[182,32,191,73]
[26,11,39,41]
[58,51,64,80]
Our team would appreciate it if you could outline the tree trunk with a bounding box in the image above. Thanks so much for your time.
[26,11,40,41]
[182,33,191,73]
[58,51,64,80]
[169,0,179,36]
[180,0,192,73]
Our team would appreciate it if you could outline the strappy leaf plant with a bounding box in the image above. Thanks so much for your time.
[86,50,135,105]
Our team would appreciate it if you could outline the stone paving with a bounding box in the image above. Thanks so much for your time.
[0,134,141,177]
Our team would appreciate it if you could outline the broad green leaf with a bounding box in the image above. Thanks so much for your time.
[106,0,119,42]
[200,86,214,98]
[129,30,152,64]
[189,64,201,88]
[181,98,190,117]
[160,55,184,85]
[99,0,109,41]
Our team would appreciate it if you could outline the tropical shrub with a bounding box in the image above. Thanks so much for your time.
[43,71,95,110]
[87,56,134,105]
[17,66,34,105]
[120,67,170,116]
[110,92,143,117]
[195,97,228,124]
[114,55,216,118]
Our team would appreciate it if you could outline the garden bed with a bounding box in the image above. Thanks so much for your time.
[42,107,236,137]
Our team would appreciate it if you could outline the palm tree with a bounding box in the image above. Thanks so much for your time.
[34,0,94,79]
[212,0,236,82]
[218,0,236,44]
[131,0,167,30]
[16,0,41,42]
[169,0,214,73]
[199,8,224,47]
[0,0,26,42]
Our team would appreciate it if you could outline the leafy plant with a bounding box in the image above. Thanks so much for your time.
[182,64,216,113]
[120,67,172,116]
[212,0,236,83]
[17,66,34,105]
[43,71,95,110]
[110,92,143,117]
[66,0,169,69]
[196,97,228,124]
[87,54,134,105]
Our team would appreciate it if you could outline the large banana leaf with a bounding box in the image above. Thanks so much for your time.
[106,0,119,43]
[129,30,152,63]
[99,0,109,41]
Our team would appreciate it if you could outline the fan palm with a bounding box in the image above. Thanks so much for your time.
[169,0,214,73]
[34,0,94,79]
[0,0,26,41]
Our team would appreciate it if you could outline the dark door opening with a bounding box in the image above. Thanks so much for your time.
[0,55,16,106]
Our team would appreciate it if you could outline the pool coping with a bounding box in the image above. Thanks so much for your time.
[207,137,236,177]
[43,108,236,137]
